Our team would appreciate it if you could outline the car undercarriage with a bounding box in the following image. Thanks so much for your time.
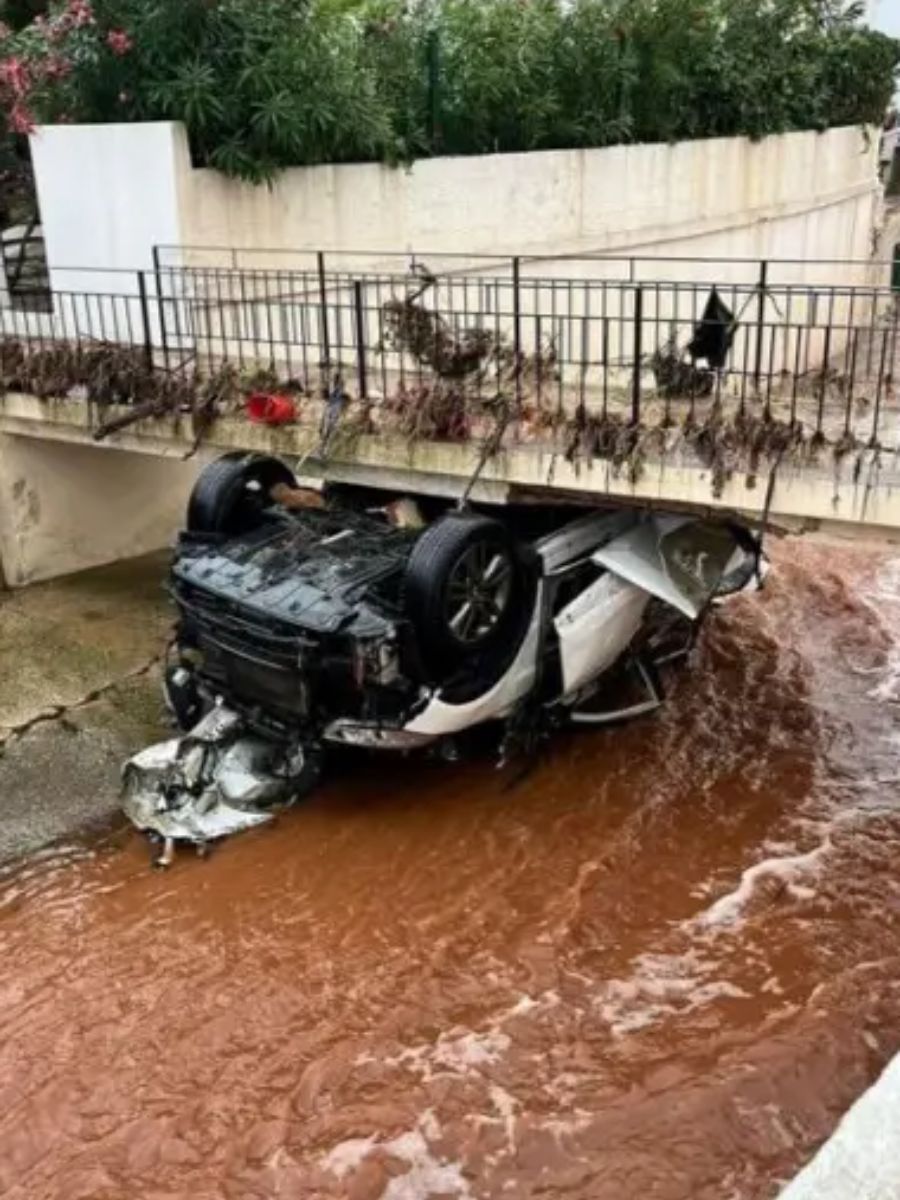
[122,452,765,861]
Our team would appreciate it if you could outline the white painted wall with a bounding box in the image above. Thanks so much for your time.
[28,122,881,284]
[176,125,879,275]
[0,434,199,586]
[29,121,183,295]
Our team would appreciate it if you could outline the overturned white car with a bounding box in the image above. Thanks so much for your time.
[124,453,764,858]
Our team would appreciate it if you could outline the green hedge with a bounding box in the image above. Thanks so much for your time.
[2,0,898,182]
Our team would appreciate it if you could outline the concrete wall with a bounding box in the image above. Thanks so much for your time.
[184,125,881,279]
[30,121,184,295]
[28,122,883,285]
[0,434,199,586]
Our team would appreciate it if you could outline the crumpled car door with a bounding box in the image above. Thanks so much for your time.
[592,515,754,620]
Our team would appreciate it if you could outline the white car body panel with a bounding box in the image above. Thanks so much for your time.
[403,582,546,737]
[398,513,758,738]
[592,516,700,620]
[535,509,637,574]
[592,514,746,620]
[555,573,650,698]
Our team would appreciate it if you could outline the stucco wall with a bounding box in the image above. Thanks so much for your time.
[28,121,883,287]
[0,434,199,586]
[30,121,184,296]
[183,124,881,279]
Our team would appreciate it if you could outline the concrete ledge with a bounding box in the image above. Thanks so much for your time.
[779,1053,900,1200]
[3,392,900,537]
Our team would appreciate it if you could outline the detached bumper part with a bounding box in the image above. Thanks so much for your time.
[323,719,435,750]
[122,705,309,853]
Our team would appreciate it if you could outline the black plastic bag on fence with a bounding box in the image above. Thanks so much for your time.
[687,289,735,369]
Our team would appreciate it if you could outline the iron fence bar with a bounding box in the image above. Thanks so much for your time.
[845,329,859,437]
[136,272,153,370]
[632,285,643,424]
[151,246,170,371]
[317,250,331,394]
[512,256,522,412]
[754,259,768,390]
[816,325,832,436]
[871,328,889,447]
[353,280,368,401]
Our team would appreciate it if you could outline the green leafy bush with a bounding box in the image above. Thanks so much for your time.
[0,0,896,182]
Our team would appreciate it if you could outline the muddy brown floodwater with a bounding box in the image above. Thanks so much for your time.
[2,539,900,1200]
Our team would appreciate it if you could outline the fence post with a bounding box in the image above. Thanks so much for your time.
[151,246,170,371]
[816,325,831,438]
[137,271,154,372]
[753,259,768,391]
[317,250,331,396]
[512,256,522,413]
[353,280,367,401]
[631,285,643,425]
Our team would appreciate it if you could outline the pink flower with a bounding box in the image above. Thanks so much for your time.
[0,57,30,99]
[106,29,133,56]
[66,0,95,29]
[9,103,35,135]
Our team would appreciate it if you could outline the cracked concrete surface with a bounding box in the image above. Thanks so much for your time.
[0,553,175,861]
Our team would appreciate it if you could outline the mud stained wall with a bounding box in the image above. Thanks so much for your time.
[0,436,199,586]
[29,123,882,287]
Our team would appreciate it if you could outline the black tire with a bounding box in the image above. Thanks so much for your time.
[404,512,525,673]
[186,452,296,536]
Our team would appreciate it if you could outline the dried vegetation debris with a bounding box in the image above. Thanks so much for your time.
[379,279,559,445]
[0,282,885,491]
[0,338,247,451]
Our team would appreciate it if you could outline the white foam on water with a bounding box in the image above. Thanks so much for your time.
[321,1112,472,1200]
[859,557,900,702]
[320,1134,378,1180]
[381,1130,472,1200]
[695,842,830,930]
[431,1028,512,1072]
[371,990,559,1083]
[375,1026,512,1083]
[594,950,749,1036]
[488,1084,519,1151]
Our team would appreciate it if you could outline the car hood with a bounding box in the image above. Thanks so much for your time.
[173,511,418,637]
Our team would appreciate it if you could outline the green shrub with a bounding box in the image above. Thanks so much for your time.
[0,0,896,182]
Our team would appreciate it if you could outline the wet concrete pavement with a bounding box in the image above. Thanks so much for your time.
[0,554,172,861]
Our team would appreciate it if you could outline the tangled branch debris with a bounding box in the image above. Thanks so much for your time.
[1,309,876,502]
[379,272,558,447]
[558,402,814,496]
[382,297,497,380]
[649,339,715,400]
[0,339,246,450]
[0,339,153,407]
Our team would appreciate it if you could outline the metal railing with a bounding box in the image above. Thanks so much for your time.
[1,253,898,452]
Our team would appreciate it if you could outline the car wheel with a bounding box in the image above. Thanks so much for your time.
[405,512,525,672]
[186,452,296,536]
